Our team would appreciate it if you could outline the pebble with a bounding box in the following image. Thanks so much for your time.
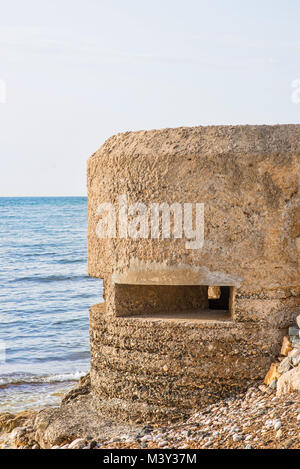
[68,438,86,449]
[140,434,152,442]
[231,425,240,433]
[158,441,168,448]
[273,420,282,431]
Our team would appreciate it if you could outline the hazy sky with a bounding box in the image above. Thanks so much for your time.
[0,0,300,196]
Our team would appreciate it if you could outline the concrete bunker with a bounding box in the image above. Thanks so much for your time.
[87,125,300,424]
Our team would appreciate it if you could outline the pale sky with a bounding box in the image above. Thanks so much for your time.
[0,0,300,196]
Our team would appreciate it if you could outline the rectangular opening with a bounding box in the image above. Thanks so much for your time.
[115,284,234,321]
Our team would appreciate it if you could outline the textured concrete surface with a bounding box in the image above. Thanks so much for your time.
[87,125,300,422]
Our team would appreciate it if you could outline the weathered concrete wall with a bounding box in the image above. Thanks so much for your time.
[90,303,285,424]
[87,125,300,422]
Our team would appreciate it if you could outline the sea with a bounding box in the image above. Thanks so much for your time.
[0,197,102,413]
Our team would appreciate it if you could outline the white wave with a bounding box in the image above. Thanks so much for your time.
[40,371,86,383]
[0,370,86,387]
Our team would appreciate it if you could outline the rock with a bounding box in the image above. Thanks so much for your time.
[68,438,86,449]
[291,338,300,347]
[264,363,280,386]
[288,348,300,358]
[245,444,252,449]
[89,440,98,449]
[158,440,168,448]
[296,315,300,329]
[231,425,240,433]
[233,434,243,442]
[283,438,294,449]
[269,380,277,390]
[276,429,282,439]
[11,426,26,438]
[280,337,293,357]
[0,411,35,434]
[291,355,300,366]
[278,357,292,374]
[61,374,91,405]
[273,420,282,430]
[288,327,299,337]
[277,366,300,396]
[204,441,212,448]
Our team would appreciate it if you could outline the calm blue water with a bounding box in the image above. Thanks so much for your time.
[0,197,101,413]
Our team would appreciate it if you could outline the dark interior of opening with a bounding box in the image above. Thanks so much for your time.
[208,286,230,310]
[115,284,233,320]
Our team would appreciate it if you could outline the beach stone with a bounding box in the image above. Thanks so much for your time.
[278,357,292,374]
[231,425,240,433]
[0,412,34,434]
[280,337,293,357]
[264,363,280,386]
[89,440,98,449]
[288,327,299,337]
[291,355,300,366]
[277,367,300,396]
[273,420,282,430]
[68,438,86,449]
[283,438,294,449]
[158,440,168,448]
[269,380,277,390]
[288,348,300,358]
[291,338,300,347]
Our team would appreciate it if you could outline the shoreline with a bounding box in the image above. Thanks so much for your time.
[1,320,299,450]
[0,375,299,450]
